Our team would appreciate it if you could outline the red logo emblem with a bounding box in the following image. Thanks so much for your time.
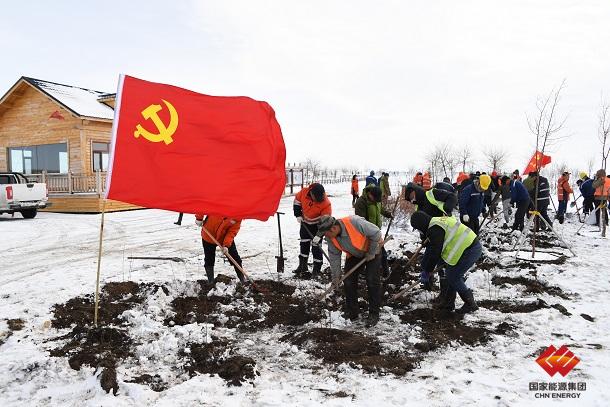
[536,345,580,377]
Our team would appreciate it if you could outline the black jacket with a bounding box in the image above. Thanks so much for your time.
[531,176,550,206]
[412,185,457,217]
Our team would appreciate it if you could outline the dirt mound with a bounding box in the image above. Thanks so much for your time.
[7,318,24,331]
[400,308,494,350]
[479,298,549,313]
[127,374,167,392]
[182,340,257,386]
[166,296,224,325]
[250,280,324,328]
[52,281,147,329]
[491,276,569,299]
[49,326,132,371]
[283,328,418,375]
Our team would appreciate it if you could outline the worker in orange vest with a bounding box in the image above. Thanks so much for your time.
[422,171,432,191]
[317,214,383,327]
[592,169,610,226]
[293,183,332,278]
[351,174,359,207]
[195,214,245,284]
[556,172,573,224]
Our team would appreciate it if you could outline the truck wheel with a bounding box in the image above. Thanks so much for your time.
[21,209,38,219]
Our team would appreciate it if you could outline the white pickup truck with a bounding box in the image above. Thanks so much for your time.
[0,173,48,219]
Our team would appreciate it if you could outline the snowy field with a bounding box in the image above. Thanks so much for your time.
[0,181,609,406]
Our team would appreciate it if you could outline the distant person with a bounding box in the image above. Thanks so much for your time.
[351,174,359,207]
[578,172,594,215]
[379,172,391,205]
[174,212,184,225]
[592,169,610,226]
[366,171,378,187]
[556,172,573,224]
[510,179,530,232]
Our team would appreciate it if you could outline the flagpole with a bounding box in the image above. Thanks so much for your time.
[94,199,107,327]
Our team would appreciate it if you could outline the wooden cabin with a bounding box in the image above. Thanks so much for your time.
[0,77,136,212]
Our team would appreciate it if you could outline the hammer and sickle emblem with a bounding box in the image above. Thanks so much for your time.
[134,99,179,145]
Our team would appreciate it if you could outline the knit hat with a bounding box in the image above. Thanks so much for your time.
[410,211,431,233]
[317,215,336,233]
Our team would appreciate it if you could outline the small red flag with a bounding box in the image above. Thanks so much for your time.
[523,150,552,175]
[49,110,65,120]
[105,75,286,220]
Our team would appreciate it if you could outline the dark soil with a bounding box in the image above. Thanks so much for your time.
[49,326,132,371]
[51,281,150,329]
[399,308,494,350]
[491,276,569,299]
[127,374,167,392]
[479,299,549,313]
[182,340,257,386]
[385,254,420,286]
[580,313,595,322]
[7,318,25,331]
[283,328,419,375]
[249,280,325,328]
[100,367,119,395]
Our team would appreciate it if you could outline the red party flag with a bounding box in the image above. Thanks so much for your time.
[523,150,552,175]
[105,75,286,220]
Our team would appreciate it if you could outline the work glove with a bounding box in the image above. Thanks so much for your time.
[365,253,376,262]
[312,235,322,246]
[462,214,470,223]
[195,219,203,227]
[296,216,303,223]
[222,246,229,255]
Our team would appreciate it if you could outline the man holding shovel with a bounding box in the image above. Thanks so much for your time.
[317,214,383,327]
[410,211,482,315]
[195,214,246,284]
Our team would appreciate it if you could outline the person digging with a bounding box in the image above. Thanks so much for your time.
[410,211,482,315]
[195,214,246,285]
[317,214,383,327]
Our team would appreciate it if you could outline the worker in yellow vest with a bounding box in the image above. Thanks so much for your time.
[317,214,383,327]
[410,211,482,314]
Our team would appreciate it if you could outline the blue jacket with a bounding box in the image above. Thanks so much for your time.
[580,178,594,198]
[365,175,378,187]
[510,180,529,203]
[459,183,484,218]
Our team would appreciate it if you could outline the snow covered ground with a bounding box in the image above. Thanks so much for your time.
[0,181,608,406]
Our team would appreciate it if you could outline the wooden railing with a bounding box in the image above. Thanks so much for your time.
[24,169,357,197]
[26,171,106,196]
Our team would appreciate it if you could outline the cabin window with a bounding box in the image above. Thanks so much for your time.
[92,142,109,171]
[8,143,68,174]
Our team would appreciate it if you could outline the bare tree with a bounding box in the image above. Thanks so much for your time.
[426,143,458,182]
[483,146,509,172]
[457,145,474,173]
[587,157,595,177]
[526,80,569,255]
[303,158,321,184]
[599,101,610,171]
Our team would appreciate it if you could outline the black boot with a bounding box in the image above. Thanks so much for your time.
[293,256,308,275]
[365,312,380,328]
[311,262,322,279]
[205,266,215,284]
[456,290,478,314]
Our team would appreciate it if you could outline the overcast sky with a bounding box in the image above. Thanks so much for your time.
[2,0,609,174]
